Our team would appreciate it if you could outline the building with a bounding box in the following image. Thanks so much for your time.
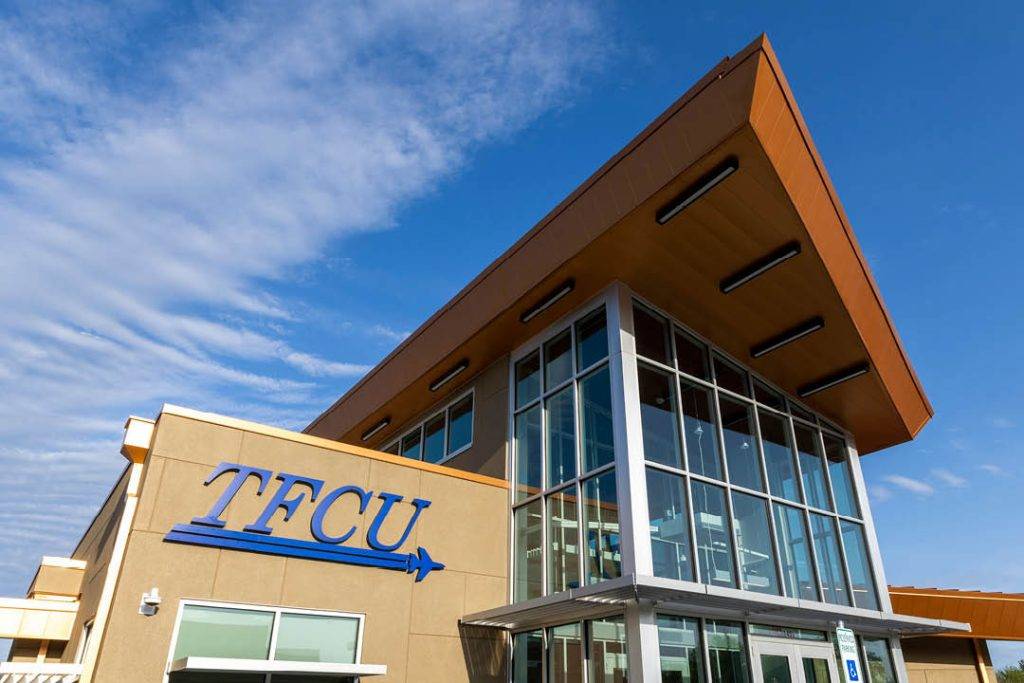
[1,34,972,683]
[890,586,1024,683]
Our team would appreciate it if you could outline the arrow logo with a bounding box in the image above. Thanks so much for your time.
[165,523,445,582]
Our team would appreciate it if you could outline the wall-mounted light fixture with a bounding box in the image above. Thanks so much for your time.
[361,417,391,442]
[720,241,802,294]
[656,157,739,225]
[751,317,825,358]
[429,359,469,392]
[520,278,575,323]
[798,362,870,397]
[139,587,161,616]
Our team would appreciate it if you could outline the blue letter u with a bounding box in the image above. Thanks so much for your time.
[365,493,431,551]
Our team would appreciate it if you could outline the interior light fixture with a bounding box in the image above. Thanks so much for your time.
[656,156,739,225]
[751,317,825,358]
[720,241,802,294]
[520,278,575,323]
[361,417,390,442]
[429,359,469,392]
[797,362,870,397]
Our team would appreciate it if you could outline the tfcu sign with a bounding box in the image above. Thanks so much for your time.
[164,462,445,582]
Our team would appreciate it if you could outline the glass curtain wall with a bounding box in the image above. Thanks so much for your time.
[513,306,620,602]
[511,616,628,683]
[631,300,878,608]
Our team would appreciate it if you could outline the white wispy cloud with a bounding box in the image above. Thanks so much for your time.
[991,417,1016,429]
[980,463,1005,475]
[0,0,606,597]
[883,474,935,496]
[868,484,893,504]
[931,468,967,488]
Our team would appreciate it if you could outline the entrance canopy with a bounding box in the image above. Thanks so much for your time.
[463,575,968,638]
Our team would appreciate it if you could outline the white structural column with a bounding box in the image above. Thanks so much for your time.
[606,283,660,683]
[844,440,895,613]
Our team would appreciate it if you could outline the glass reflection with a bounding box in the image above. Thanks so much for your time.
[515,406,542,502]
[680,381,722,480]
[691,481,734,588]
[759,411,801,503]
[634,304,671,365]
[809,513,849,606]
[720,397,762,491]
[675,329,709,381]
[840,521,878,610]
[731,492,779,595]
[516,351,541,409]
[795,424,831,511]
[514,501,543,601]
[713,356,749,397]
[583,471,621,584]
[546,387,576,487]
[657,615,704,683]
[545,330,573,390]
[824,435,859,518]
[773,504,817,601]
[576,308,609,370]
[422,414,445,464]
[548,623,583,683]
[512,630,543,683]
[547,489,580,594]
[580,366,615,472]
[646,468,694,581]
[639,364,682,468]
[862,638,897,683]
[705,620,750,683]
[588,617,628,682]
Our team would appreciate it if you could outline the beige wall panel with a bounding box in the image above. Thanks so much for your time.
[406,632,506,683]
[902,637,984,683]
[416,471,508,578]
[92,530,219,682]
[409,570,466,637]
[463,573,507,618]
[211,552,286,606]
[149,414,243,467]
[29,565,84,598]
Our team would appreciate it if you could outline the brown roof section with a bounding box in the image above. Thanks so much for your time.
[306,34,932,455]
[890,586,1024,641]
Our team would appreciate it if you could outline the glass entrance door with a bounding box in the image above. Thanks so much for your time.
[750,639,839,683]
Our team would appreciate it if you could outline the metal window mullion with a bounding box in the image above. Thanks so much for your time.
[268,608,282,662]
[816,428,842,516]
[752,396,787,599]
[701,618,714,683]
[831,511,859,610]
[683,473,701,584]
[711,386,743,591]
[539,342,549,597]
[803,507,826,603]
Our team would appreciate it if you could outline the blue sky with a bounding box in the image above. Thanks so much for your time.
[1,0,1022,666]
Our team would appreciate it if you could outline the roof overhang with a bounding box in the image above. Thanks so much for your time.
[307,34,931,455]
[462,575,968,638]
[889,586,1024,640]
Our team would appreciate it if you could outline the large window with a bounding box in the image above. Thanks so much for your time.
[631,300,877,607]
[511,616,627,683]
[382,392,473,464]
[512,306,620,602]
[169,602,362,680]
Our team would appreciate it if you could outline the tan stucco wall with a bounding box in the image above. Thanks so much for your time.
[375,355,509,480]
[62,467,131,663]
[90,411,510,682]
[902,637,996,683]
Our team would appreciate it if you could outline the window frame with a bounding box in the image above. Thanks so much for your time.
[164,599,366,680]
[508,298,617,602]
[629,294,870,608]
[381,387,475,465]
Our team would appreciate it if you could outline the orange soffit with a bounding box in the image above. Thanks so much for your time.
[889,586,1024,641]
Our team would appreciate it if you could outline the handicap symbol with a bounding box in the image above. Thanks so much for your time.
[847,660,859,681]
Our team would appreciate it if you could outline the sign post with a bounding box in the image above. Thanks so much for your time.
[836,625,863,683]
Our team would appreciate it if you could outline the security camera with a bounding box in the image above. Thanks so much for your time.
[139,587,162,616]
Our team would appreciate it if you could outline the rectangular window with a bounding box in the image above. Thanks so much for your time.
[657,615,704,683]
[512,630,543,683]
[773,503,817,601]
[809,513,850,606]
[861,638,897,683]
[633,303,671,365]
[274,612,358,663]
[730,492,779,595]
[514,501,543,601]
[579,365,614,472]
[752,379,785,411]
[517,351,542,409]
[575,308,609,370]
[719,397,762,492]
[824,435,859,518]
[400,429,422,460]
[588,617,628,682]
[705,620,749,683]
[583,470,621,584]
[675,329,710,381]
[422,414,446,464]
[795,424,831,511]
[759,411,801,503]
[639,363,682,469]
[546,387,577,487]
[173,605,273,661]
[171,604,362,669]
[547,489,580,593]
[446,394,473,454]
[691,481,734,588]
[545,330,574,390]
[647,467,694,582]
[515,406,543,502]
[680,381,722,480]
[840,521,879,610]
[713,356,749,397]
[548,623,584,683]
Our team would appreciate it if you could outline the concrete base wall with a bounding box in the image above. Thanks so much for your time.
[902,637,997,683]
